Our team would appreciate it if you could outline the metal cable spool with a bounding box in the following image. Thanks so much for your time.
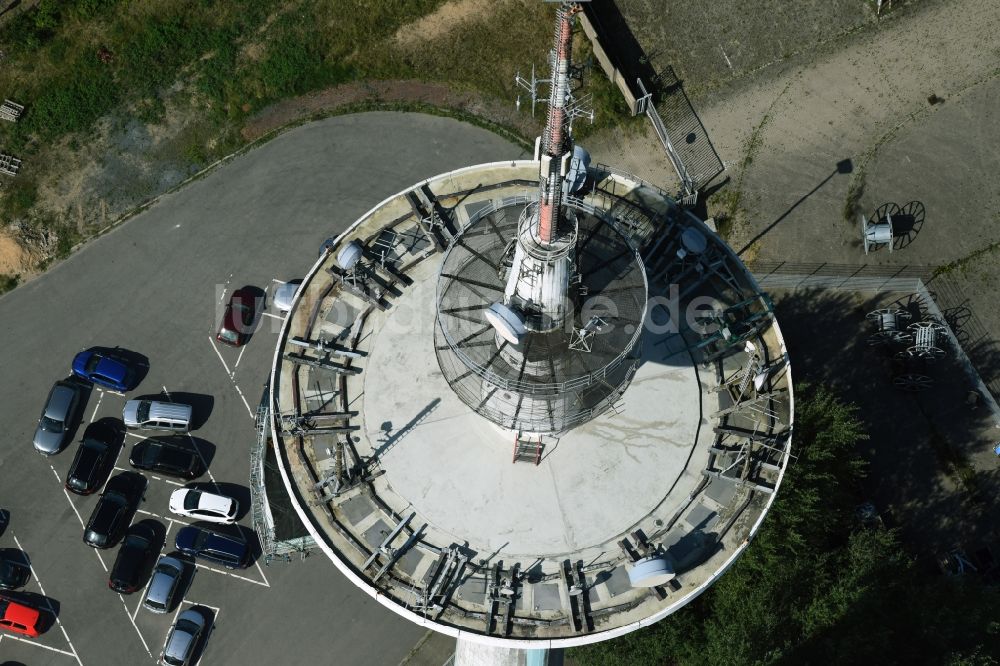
[865,307,913,346]
[861,213,894,255]
[893,372,933,392]
[899,319,947,361]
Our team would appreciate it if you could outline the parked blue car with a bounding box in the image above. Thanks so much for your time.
[72,349,136,392]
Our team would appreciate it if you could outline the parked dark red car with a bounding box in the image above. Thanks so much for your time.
[216,287,261,347]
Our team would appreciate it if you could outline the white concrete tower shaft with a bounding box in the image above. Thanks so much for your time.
[502,3,581,333]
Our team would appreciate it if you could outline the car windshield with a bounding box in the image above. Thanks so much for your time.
[124,533,146,549]
[40,416,63,433]
[183,491,201,511]
[192,530,210,549]
[85,355,101,373]
[219,328,239,343]
[136,401,150,422]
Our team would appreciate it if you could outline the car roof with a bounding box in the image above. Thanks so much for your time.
[146,401,192,421]
[174,489,232,514]
[91,493,127,524]
[176,526,243,551]
[141,440,197,467]
[273,280,302,308]
[45,383,77,417]
[146,569,176,603]
[1,598,39,627]
[165,611,204,660]
[94,356,128,382]
[69,441,106,480]
[104,473,141,496]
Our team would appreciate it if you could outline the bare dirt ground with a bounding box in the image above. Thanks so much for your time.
[392,0,496,49]
[0,229,26,273]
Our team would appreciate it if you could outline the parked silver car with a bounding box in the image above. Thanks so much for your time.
[143,556,184,614]
[160,607,207,666]
[123,400,192,433]
[33,381,82,455]
[272,279,302,313]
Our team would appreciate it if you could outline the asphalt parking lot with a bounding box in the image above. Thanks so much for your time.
[0,112,526,666]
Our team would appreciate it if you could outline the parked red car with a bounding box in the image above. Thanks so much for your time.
[0,595,43,637]
[216,287,261,347]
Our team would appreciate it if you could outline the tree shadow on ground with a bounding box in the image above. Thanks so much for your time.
[773,287,1000,554]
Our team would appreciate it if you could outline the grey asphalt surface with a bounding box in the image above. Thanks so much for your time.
[0,112,526,666]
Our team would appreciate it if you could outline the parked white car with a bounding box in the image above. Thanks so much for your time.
[168,489,238,524]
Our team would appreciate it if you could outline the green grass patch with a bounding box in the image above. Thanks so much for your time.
[0,273,20,294]
[1,178,39,219]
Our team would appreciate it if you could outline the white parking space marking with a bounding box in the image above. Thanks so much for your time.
[208,336,232,377]
[135,507,186,525]
[219,276,232,303]
[0,633,78,658]
[125,431,145,440]
[113,466,184,487]
[93,549,109,573]
[207,337,256,419]
[90,391,104,422]
[13,534,85,666]
[132,585,148,622]
[260,312,283,321]
[55,476,86,529]
[119,594,152,658]
[233,382,255,419]
[192,562,269,587]
[253,559,271,588]
[55,476,109,573]
[233,345,247,371]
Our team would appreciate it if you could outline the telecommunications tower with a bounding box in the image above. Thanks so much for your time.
[265,2,793,665]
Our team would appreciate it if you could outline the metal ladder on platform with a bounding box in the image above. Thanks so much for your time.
[512,432,543,465]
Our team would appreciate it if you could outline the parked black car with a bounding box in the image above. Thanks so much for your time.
[109,524,158,593]
[174,526,249,570]
[0,552,30,590]
[83,474,144,549]
[65,435,114,495]
[129,438,201,479]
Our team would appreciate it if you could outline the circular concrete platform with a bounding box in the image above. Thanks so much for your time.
[363,273,704,558]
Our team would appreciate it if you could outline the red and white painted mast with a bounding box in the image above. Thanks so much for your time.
[501,2,584,334]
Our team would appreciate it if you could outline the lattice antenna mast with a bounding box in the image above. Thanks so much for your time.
[537,1,582,243]
[495,2,593,336]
